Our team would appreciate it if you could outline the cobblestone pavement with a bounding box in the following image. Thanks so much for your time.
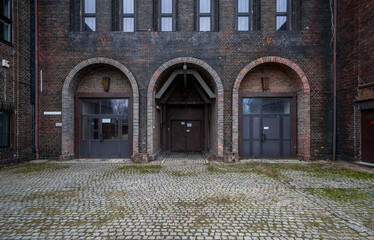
[0,152,373,239]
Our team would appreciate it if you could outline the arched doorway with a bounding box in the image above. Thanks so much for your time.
[147,58,224,160]
[232,56,311,160]
[61,58,139,159]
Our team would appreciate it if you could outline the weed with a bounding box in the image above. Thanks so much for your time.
[118,165,161,174]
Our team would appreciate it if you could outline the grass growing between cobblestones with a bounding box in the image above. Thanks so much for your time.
[2,163,69,174]
[305,188,372,202]
[118,165,161,174]
[21,189,78,202]
[208,162,374,181]
[169,171,197,177]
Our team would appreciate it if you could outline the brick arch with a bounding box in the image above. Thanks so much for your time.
[232,56,311,159]
[147,57,224,158]
[61,57,139,159]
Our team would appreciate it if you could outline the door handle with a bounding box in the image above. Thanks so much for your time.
[261,133,267,142]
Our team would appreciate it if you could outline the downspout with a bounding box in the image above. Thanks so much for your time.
[34,0,39,159]
[332,0,337,161]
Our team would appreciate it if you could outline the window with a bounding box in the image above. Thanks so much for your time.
[236,0,260,31]
[276,0,289,30]
[0,0,11,42]
[236,0,251,31]
[160,0,173,31]
[198,0,212,31]
[83,0,96,31]
[122,0,135,32]
[0,111,10,148]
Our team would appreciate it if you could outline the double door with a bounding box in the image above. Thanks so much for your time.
[79,98,129,158]
[171,120,202,151]
[241,97,292,158]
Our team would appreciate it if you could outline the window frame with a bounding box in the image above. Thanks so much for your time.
[0,110,11,149]
[276,0,290,31]
[0,0,12,43]
[235,0,252,31]
[159,0,175,32]
[197,0,213,32]
[82,0,96,31]
[121,0,136,32]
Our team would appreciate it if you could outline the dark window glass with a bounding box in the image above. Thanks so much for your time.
[91,118,99,140]
[276,0,289,30]
[101,99,129,115]
[102,118,119,140]
[0,0,11,42]
[123,0,135,32]
[122,120,129,140]
[81,99,100,115]
[0,111,10,147]
[160,0,173,31]
[243,98,261,114]
[81,116,89,141]
[83,0,96,31]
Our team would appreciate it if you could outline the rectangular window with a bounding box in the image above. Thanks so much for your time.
[83,0,96,31]
[0,111,10,148]
[160,0,173,31]
[0,0,11,42]
[123,0,135,32]
[198,0,212,31]
[276,0,289,30]
[236,0,251,31]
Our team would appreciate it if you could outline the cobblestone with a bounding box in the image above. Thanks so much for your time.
[0,152,373,239]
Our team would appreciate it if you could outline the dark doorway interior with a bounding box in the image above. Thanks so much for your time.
[362,109,374,163]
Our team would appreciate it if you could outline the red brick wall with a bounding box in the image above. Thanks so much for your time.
[336,0,374,161]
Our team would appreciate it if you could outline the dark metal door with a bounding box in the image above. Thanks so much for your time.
[171,120,202,151]
[241,98,292,158]
[362,109,374,163]
[80,99,129,158]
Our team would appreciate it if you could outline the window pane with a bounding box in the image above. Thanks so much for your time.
[199,0,211,13]
[0,0,11,18]
[84,0,95,14]
[84,17,96,31]
[81,99,100,114]
[161,0,172,14]
[101,99,129,115]
[102,118,119,140]
[0,20,11,42]
[91,118,99,140]
[161,17,173,31]
[122,123,129,140]
[81,116,89,141]
[238,16,249,31]
[262,98,291,114]
[238,0,249,13]
[0,111,9,147]
[199,17,211,31]
[123,17,134,32]
[276,0,287,12]
[243,98,261,114]
[123,0,134,14]
[276,16,288,30]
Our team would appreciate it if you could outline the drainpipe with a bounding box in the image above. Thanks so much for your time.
[332,0,337,161]
[34,0,39,159]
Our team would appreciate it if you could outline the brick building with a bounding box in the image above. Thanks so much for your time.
[336,0,374,163]
[0,0,34,165]
[2,0,372,164]
[34,0,333,162]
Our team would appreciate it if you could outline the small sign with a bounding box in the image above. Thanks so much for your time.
[187,123,192,127]
[186,129,190,132]
[44,111,61,115]
[181,122,185,125]
[102,118,111,123]
[55,123,62,127]
[264,127,269,130]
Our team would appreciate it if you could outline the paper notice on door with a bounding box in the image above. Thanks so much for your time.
[186,129,190,132]
[187,123,192,127]
[102,118,111,123]
[181,122,185,125]
[264,126,269,129]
